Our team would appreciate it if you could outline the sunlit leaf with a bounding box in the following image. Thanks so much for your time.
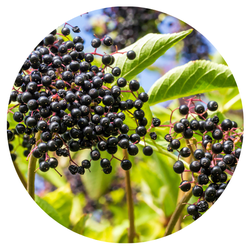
[81,150,119,200]
[72,214,90,235]
[106,30,193,82]
[148,60,237,105]
[35,195,68,227]
[42,184,73,228]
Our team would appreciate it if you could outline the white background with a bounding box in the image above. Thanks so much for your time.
[1,0,249,249]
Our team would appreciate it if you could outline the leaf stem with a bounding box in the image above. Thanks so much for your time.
[123,149,136,243]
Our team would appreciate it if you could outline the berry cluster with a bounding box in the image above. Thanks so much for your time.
[182,28,210,61]
[7,23,155,177]
[98,7,161,49]
[156,97,243,220]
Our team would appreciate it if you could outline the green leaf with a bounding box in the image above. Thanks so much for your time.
[148,60,237,105]
[222,93,242,112]
[81,150,118,200]
[211,51,228,66]
[139,161,164,198]
[42,184,73,228]
[134,139,183,217]
[109,188,125,204]
[145,147,180,216]
[82,216,113,242]
[37,167,67,188]
[206,88,242,113]
[35,195,68,228]
[70,193,86,225]
[72,214,90,235]
[106,29,193,82]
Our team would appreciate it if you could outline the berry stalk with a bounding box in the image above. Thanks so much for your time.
[123,148,136,243]
[164,186,193,236]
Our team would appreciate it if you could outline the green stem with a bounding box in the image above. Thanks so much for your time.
[164,188,193,236]
[13,161,27,189]
[27,132,40,200]
[123,149,136,243]
[164,139,195,236]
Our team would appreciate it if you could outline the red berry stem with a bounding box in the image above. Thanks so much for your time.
[90,51,104,57]
[225,169,234,176]
[64,22,74,28]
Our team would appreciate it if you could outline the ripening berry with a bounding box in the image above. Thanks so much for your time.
[179,105,189,115]
[39,161,50,172]
[143,146,153,156]
[173,161,185,174]
[195,104,205,114]
[121,159,132,170]
[170,139,181,150]
[179,180,191,192]
[192,185,203,197]
[207,101,218,111]
[127,50,136,60]
[68,165,78,175]
[174,122,185,133]
[221,119,233,131]
[187,204,198,216]
[179,147,191,158]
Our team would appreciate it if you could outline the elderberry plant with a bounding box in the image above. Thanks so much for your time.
[6,14,243,242]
